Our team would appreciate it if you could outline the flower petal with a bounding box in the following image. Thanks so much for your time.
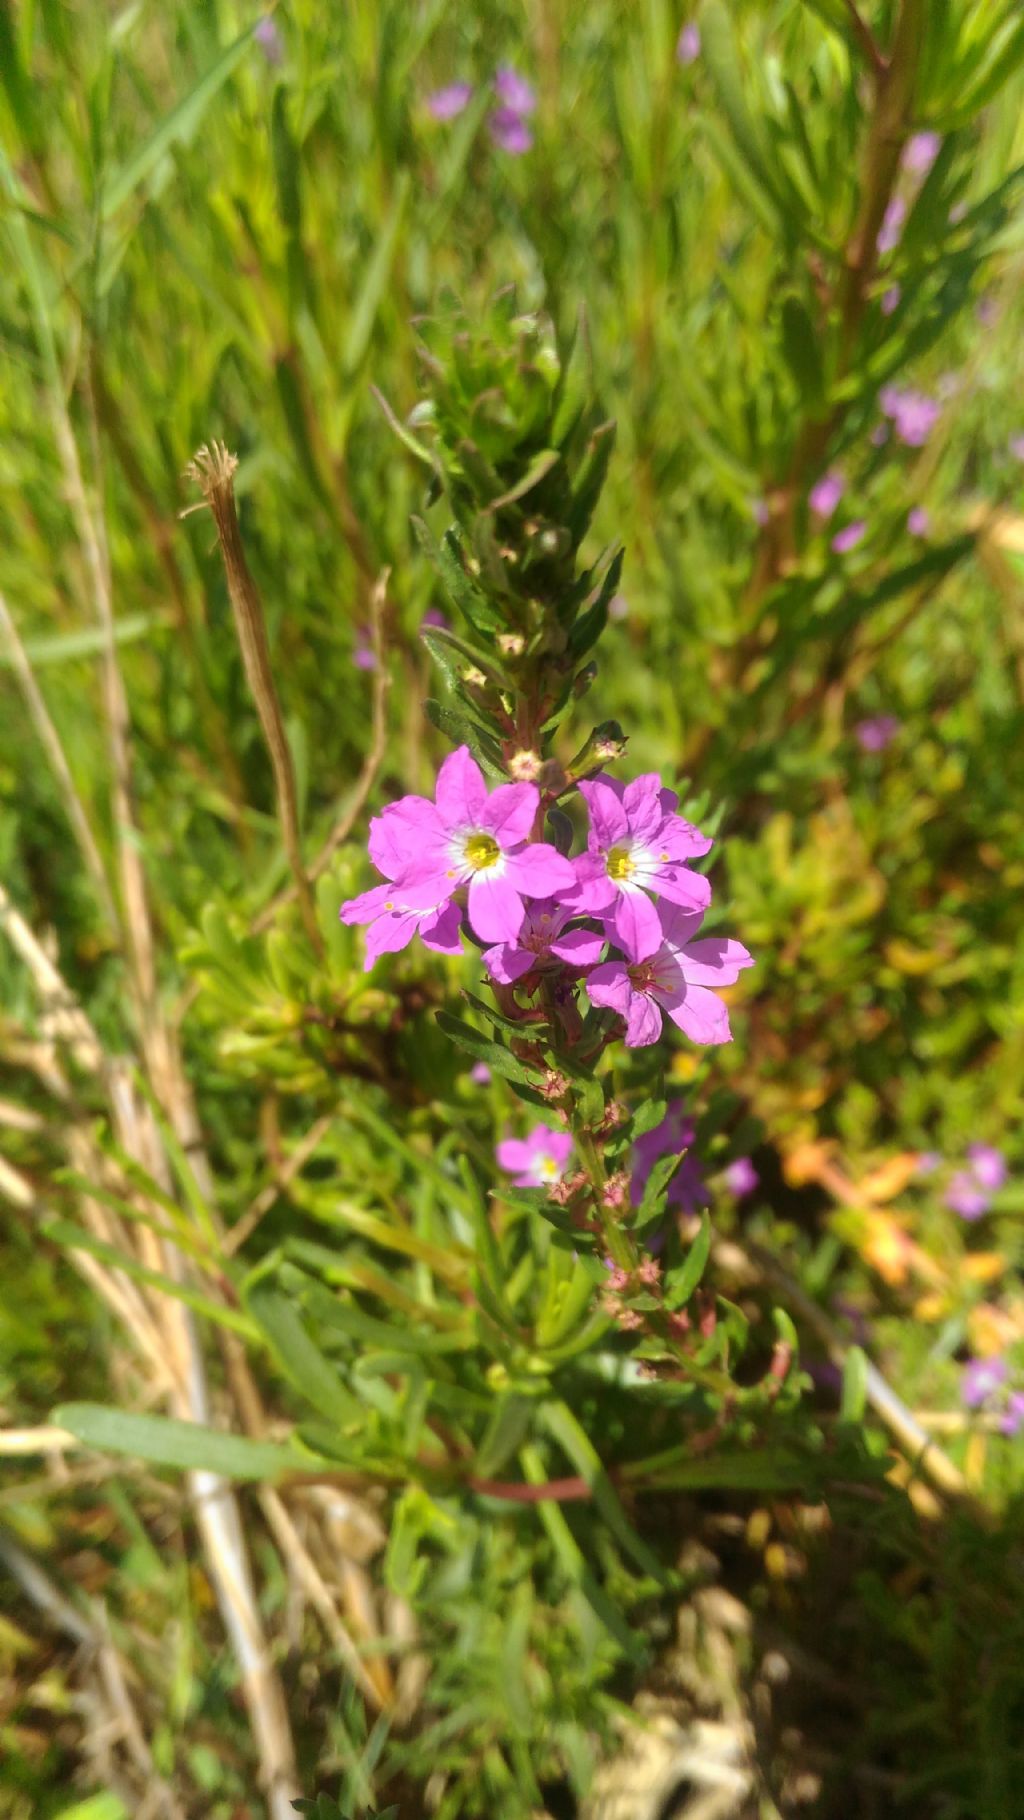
[419,901,464,955]
[496,1138,533,1173]
[662,982,732,1045]
[622,773,663,840]
[656,903,707,948]
[610,886,663,962]
[340,882,398,925]
[483,942,534,984]
[550,926,606,967]
[435,745,487,830]
[650,863,712,913]
[656,814,713,861]
[578,776,629,848]
[585,960,633,1015]
[679,937,754,988]
[369,799,445,877]
[503,842,576,897]
[467,870,525,942]
[561,851,616,913]
[625,992,663,1047]
[479,781,538,847]
[363,909,423,968]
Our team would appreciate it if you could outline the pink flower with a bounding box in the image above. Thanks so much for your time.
[426,82,474,120]
[967,1144,1007,1192]
[855,715,899,752]
[494,67,536,114]
[877,196,905,255]
[946,1172,990,1221]
[631,1101,707,1213]
[752,496,770,526]
[1001,1392,1024,1438]
[255,17,283,65]
[881,284,901,316]
[961,1356,1007,1408]
[352,625,377,671]
[340,882,464,969]
[676,22,701,64]
[908,506,930,536]
[880,386,939,447]
[482,897,605,985]
[563,773,712,959]
[497,1124,573,1189]
[470,1061,492,1085]
[346,746,574,945]
[903,131,941,175]
[809,471,844,518]
[489,107,533,153]
[831,520,866,554]
[725,1157,759,1196]
[586,902,753,1049]
[1009,436,1024,463]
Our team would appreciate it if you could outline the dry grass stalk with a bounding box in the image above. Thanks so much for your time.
[185,441,323,957]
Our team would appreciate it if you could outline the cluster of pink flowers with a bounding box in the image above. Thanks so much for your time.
[961,1355,1024,1437]
[341,745,752,1050]
[426,66,537,154]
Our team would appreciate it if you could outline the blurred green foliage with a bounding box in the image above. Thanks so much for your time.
[2,2,1024,1816]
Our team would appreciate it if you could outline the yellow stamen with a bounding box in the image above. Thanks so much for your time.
[464,832,501,872]
[606,844,635,881]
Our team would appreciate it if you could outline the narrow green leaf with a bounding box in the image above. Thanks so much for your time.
[53,1403,319,1480]
[664,1214,711,1309]
[343,171,410,375]
[247,1283,362,1426]
[436,1012,538,1083]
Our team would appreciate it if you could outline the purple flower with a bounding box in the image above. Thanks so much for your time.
[340,882,464,970]
[564,773,712,959]
[961,1356,1008,1409]
[493,67,536,115]
[586,902,753,1049]
[353,625,377,671]
[724,1157,759,1196]
[908,506,930,537]
[482,897,605,985]
[903,131,941,175]
[946,1172,990,1221]
[967,1144,1007,1193]
[489,107,533,154]
[832,520,866,554]
[882,284,901,316]
[916,1150,940,1175]
[676,22,701,64]
[426,82,474,120]
[1000,1392,1024,1438]
[497,1124,573,1189]
[341,745,573,948]
[855,715,899,753]
[1009,436,1024,463]
[631,1101,707,1214]
[809,470,844,519]
[608,592,629,622]
[470,1061,492,1085]
[880,386,939,448]
[752,497,770,526]
[254,16,283,65]
[422,606,450,630]
[877,196,906,255]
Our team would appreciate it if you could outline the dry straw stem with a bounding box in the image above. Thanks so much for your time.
[185,442,323,957]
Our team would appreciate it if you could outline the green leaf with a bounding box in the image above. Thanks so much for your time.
[53,1404,320,1480]
[247,1283,363,1426]
[840,1345,869,1423]
[412,516,506,633]
[343,172,409,375]
[44,1221,256,1338]
[631,1099,667,1140]
[665,1214,711,1309]
[541,1400,668,1583]
[635,1151,683,1231]
[100,22,260,220]
[423,699,506,773]
[435,1012,538,1083]
[780,295,825,407]
[488,447,562,511]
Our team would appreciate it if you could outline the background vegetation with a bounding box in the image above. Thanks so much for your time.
[2,2,1024,1816]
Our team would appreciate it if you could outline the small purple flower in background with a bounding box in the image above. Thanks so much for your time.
[946,1171,990,1221]
[489,66,535,154]
[1001,1392,1024,1438]
[254,16,283,65]
[961,1356,1008,1408]
[586,902,753,1049]
[877,196,906,255]
[880,386,939,448]
[676,22,701,64]
[352,626,377,671]
[752,497,770,526]
[832,521,866,555]
[608,592,629,622]
[1009,436,1024,463]
[497,1124,573,1189]
[882,284,901,316]
[489,107,533,154]
[809,470,844,518]
[855,716,899,753]
[494,66,536,114]
[482,897,605,985]
[908,506,930,537]
[724,1157,759,1197]
[631,1102,707,1214]
[565,772,712,959]
[345,744,574,945]
[976,293,998,330]
[470,1061,492,1085]
[966,1144,1007,1192]
[426,82,474,120]
[903,131,941,175]
[422,606,450,630]
[916,1150,940,1175]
